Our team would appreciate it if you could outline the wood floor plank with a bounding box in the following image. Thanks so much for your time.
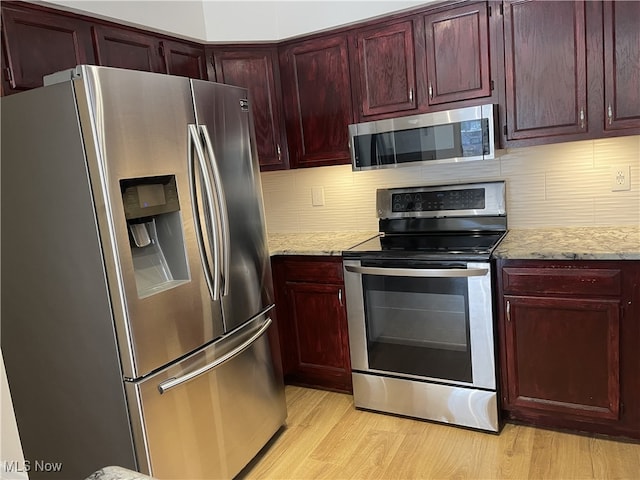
[242,387,352,479]
[239,386,640,480]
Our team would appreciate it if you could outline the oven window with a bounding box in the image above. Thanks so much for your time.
[362,273,472,383]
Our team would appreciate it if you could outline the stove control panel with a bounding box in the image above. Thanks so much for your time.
[391,188,485,213]
[377,181,506,219]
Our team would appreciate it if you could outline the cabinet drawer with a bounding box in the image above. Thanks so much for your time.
[278,257,344,284]
[502,267,621,296]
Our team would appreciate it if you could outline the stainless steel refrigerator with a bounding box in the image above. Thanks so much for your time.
[1,65,286,479]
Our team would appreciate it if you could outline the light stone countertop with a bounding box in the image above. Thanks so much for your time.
[492,226,640,260]
[268,231,379,256]
[268,226,640,260]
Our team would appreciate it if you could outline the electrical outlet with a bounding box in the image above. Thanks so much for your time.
[611,164,631,191]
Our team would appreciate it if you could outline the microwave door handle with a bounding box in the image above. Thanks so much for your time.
[344,265,488,278]
[371,134,380,166]
[199,125,230,297]
[188,124,220,300]
[157,317,272,394]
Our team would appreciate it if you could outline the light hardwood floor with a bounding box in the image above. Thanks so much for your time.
[240,385,640,480]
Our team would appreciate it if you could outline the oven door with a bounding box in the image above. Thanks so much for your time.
[343,259,496,390]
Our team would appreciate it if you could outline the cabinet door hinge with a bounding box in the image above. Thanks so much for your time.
[500,3,504,15]
[620,402,625,414]
[490,80,495,91]
[488,5,492,16]
[159,43,165,57]
[504,125,508,135]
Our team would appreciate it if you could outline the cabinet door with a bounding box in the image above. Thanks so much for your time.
[603,1,640,132]
[212,48,289,170]
[504,295,620,421]
[1,4,95,93]
[284,281,351,392]
[351,20,417,119]
[92,25,165,73]
[422,2,491,106]
[272,257,352,393]
[503,0,588,140]
[279,34,354,168]
[161,40,207,79]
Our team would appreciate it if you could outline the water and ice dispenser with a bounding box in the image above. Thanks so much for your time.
[121,175,189,298]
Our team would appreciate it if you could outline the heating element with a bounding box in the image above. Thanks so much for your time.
[343,181,506,432]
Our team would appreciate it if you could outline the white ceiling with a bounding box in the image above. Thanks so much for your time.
[40,0,432,42]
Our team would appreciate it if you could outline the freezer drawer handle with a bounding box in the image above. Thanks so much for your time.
[157,317,273,394]
[344,265,488,278]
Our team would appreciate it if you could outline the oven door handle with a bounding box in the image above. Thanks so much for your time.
[344,265,488,278]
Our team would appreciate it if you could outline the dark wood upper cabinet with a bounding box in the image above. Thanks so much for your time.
[1,3,95,93]
[3,0,638,153]
[211,47,289,170]
[279,34,354,168]
[350,20,417,120]
[421,2,492,106]
[161,40,207,79]
[92,25,165,73]
[603,0,640,132]
[503,0,588,141]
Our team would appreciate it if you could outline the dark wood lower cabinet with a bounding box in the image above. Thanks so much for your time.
[271,256,352,393]
[497,259,640,440]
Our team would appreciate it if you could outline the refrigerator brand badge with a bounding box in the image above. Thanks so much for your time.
[240,99,249,112]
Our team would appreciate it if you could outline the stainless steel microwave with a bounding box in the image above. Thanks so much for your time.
[348,104,497,171]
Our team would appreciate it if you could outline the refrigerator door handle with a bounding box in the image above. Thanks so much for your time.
[199,124,231,297]
[188,124,220,300]
[157,317,273,394]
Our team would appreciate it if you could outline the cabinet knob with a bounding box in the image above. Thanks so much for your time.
[428,83,433,99]
[276,144,282,160]
[607,104,613,125]
[409,88,414,103]
[338,288,343,307]
[580,108,586,129]
[506,300,511,322]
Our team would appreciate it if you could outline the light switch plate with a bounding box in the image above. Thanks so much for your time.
[311,186,325,206]
[611,164,631,191]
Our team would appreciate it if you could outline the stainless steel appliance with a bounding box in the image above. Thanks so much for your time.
[348,104,497,170]
[343,181,506,432]
[1,65,286,479]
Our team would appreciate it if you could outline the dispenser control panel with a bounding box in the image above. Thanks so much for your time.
[121,175,180,220]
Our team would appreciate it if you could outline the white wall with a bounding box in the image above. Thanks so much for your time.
[202,1,429,42]
[42,0,208,41]
[42,0,430,42]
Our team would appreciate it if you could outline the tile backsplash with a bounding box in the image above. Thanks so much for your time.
[260,135,640,233]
